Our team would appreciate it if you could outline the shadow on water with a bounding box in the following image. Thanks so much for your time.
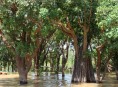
[0,72,118,87]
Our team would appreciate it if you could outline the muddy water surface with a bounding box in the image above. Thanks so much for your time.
[0,73,118,87]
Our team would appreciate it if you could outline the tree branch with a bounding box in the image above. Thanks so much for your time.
[0,29,15,51]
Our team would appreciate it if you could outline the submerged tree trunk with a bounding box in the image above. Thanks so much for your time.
[19,69,28,84]
[72,56,85,83]
[34,56,40,76]
[62,54,66,77]
[16,54,32,85]
[85,57,96,82]
[72,47,96,83]
[62,42,69,77]
[96,48,101,83]
[56,54,61,74]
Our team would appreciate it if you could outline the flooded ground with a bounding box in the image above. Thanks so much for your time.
[0,72,118,87]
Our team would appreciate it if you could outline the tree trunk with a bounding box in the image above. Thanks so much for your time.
[16,54,32,85]
[85,57,96,82]
[112,51,118,80]
[34,56,40,76]
[16,57,28,84]
[72,48,95,83]
[56,54,60,74]
[101,53,111,81]
[62,42,69,77]
[96,42,106,83]
[7,62,10,72]
[45,59,48,72]
[19,69,28,84]
[62,54,66,77]
[71,49,85,83]
[72,27,96,83]
[96,48,101,83]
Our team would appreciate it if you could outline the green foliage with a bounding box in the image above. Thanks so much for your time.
[0,0,118,75]
[39,8,48,19]
[96,0,118,28]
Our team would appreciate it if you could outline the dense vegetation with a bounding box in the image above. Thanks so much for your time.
[0,0,118,85]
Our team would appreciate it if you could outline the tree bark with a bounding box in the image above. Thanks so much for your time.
[16,54,32,85]
[96,48,101,83]
[51,18,95,83]
[85,57,96,82]
[56,54,60,74]
[62,42,69,77]
[19,70,28,84]
[96,42,106,83]
[34,56,40,76]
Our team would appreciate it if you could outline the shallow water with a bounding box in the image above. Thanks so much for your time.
[0,72,118,87]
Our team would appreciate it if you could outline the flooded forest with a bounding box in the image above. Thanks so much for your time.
[0,0,118,87]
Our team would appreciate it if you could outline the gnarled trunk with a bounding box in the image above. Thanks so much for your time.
[72,27,95,83]
[72,48,95,83]
[72,57,86,83]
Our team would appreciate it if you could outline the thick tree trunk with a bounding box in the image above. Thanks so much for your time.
[85,57,96,83]
[72,49,95,83]
[19,70,28,84]
[72,27,95,83]
[16,54,32,85]
[16,57,28,84]
[72,48,86,83]
[71,36,82,83]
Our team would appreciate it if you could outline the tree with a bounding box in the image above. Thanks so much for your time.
[45,0,98,83]
[0,0,43,84]
[96,0,118,81]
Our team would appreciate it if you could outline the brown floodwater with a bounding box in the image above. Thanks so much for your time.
[0,72,118,87]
